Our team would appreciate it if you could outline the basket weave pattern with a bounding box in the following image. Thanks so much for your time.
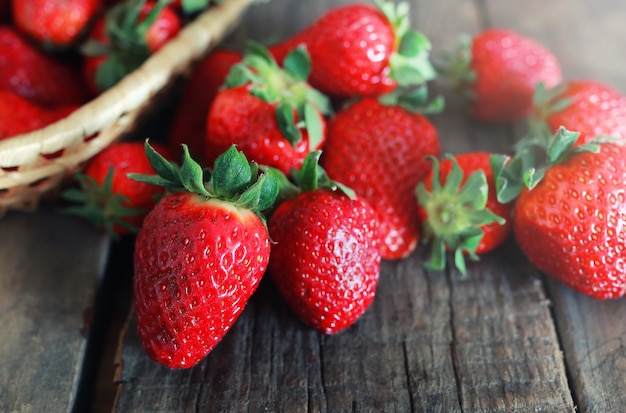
[0,0,257,217]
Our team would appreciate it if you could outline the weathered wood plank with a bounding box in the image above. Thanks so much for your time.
[0,205,110,413]
[111,0,580,411]
[484,1,626,412]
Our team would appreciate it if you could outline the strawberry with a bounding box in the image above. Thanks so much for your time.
[131,143,279,369]
[442,28,562,123]
[205,42,330,175]
[320,92,440,260]
[267,152,381,334]
[62,141,174,236]
[530,80,626,146]
[268,0,436,98]
[0,90,77,140]
[168,48,241,161]
[11,0,103,48]
[0,26,90,107]
[82,0,182,94]
[416,152,512,274]
[511,128,626,300]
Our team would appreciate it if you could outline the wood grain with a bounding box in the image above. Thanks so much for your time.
[0,206,109,413]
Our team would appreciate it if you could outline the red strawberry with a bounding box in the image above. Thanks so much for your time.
[0,90,77,140]
[62,141,174,236]
[512,128,626,300]
[132,144,279,369]
[268,152,381,334]
[320,94,440,260]
[82,0,182,94]
[168,48,241,161]
[206,43,330,175]
[11,0,103,48]
[0,26,90,107]
[531,80,626,146]
[268,1,435,98]
[443,28,562,123]
[416,152,512,274]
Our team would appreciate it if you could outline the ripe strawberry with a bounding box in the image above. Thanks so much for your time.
[0,90,77,140]
[168,48,241,161]
[443,28,562,123]
[512,128,626,300]
[320,93,440,260]
[531,80,626,146]
[0,26,90,107]
[206,43,330,175]
[132,143,279,369]
[82,0,182,94]
[268,152,381,334]
[62,141,174,236]
[11,0,103,48]
[416,152,512,274]
[268,0,436,98]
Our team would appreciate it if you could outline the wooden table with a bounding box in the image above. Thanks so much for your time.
[2,0,626,412]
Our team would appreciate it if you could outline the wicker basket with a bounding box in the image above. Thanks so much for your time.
[0,0,259,217]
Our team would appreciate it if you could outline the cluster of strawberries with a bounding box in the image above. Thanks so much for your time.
[0,0,217,141]
[61,0,626,370]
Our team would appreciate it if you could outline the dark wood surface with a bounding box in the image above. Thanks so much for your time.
[1,0,625,412]
[0,206,109,413]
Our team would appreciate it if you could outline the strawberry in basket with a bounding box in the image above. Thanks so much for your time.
[0,91,78,141]
[82,0,182,94]
[0,26,90,107]
[12,0,104,48]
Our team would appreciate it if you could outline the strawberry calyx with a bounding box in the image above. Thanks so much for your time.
[375,0,437,87]
[378,84,445,114]
[180,0,222,15]
[61,166,145,237]
[82,0,174,91]
[491,126,604,204]
[416,154,505,275]
[225,42,331,150]
[130,140,280,218]
[265,151,356,206]
[433,34,476,102]
[523,82,574,148]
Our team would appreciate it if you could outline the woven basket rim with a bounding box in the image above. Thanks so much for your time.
[0,0,258,174]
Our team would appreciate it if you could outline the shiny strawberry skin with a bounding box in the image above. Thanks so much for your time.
[268,189,381,335]
[0,90,77,140]
[134,194,271,368]
[11,0,103,47]
[269,3,396,98]
[469,28,562,122]
[83,141,173,233]
[513,143,626,300]
[206,84,325,174]
[321,98,440,260]
[0,26,90,107]
[168,48,242,161]
[543,80,626,145]
[418,152,513,255]
[141,1,181,52]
